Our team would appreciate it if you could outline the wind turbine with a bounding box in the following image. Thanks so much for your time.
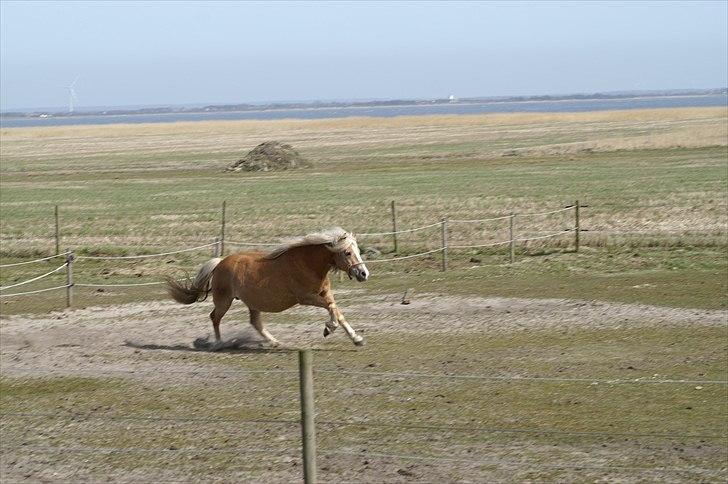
[65,76,79,113]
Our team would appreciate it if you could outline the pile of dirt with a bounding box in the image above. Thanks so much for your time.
[226,141,312,172]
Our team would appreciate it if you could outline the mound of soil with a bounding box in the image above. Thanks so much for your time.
[226,141,312,172]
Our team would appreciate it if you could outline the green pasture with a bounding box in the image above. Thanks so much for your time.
[0,148,726,250]
[1,143,726,314]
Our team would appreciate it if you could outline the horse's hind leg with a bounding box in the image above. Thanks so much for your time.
[249,309,281,347]
[209,294,233,343]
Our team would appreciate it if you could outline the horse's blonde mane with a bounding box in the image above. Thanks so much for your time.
[264,227,355,259]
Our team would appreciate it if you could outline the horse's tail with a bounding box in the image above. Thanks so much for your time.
[166,257,222,305]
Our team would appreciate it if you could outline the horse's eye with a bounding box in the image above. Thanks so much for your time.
[345,252,351,256]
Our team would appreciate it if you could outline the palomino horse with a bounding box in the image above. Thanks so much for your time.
[166,228,369,347]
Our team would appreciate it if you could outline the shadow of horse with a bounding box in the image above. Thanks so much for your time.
[124,335,356,354]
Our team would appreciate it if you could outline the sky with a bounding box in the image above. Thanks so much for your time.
[1,1,726,111]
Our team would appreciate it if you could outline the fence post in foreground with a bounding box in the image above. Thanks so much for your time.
[298,349,317,484]
[574,200,580,253]
[212,237,221,257]
[509,213,515,264]
[390,200,398,253]
[220,200,226,256]
[65,251,74,308]
[441,217,448,272]
[54,205,60,255]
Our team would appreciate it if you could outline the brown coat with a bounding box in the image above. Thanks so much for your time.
[213,245,334,313]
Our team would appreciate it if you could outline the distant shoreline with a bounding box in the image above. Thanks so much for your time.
[3,89,726,118]
[1,90,725,128]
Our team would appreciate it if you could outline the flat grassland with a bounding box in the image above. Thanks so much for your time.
[1,107,727,482]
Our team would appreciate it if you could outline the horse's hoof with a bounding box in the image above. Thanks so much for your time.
[353,337,366,347]
[323,328,331,337]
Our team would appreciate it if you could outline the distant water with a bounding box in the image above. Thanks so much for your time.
[1,94,725,128]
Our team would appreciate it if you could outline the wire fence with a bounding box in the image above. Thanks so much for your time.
[0,284,70,298]
[0,203,581,302]
[0,262,67,290]
[3,410,725,440]
[313,368,728,385]
[73,242,219,260]
[1,200,725,307]
[357,221,445,237]
[0,251,70,268]
[2,352,726,482]
[324,449,724,475]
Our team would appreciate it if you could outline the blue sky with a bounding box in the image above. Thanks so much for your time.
[1,1,726,110]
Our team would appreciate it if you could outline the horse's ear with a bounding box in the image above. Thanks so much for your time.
[338,234,348,242]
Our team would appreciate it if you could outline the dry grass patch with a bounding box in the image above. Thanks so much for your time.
[1,107,725,174]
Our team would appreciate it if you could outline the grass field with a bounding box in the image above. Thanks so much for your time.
[1,107,727,482]
[1,108,726,314]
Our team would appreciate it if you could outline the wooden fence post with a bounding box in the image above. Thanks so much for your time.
[574,200,580,253]
[65,251,74,308]
[54,205,60,255]
[212,237,221,257]
[298,349,317,484]
[441,217,448,272]
[220,200,226,256]
[509,213,515,264]
[390,200,398,253]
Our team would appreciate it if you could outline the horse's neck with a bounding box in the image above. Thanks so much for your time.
[290,244,334,279]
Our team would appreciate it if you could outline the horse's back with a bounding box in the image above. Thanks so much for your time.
[213,251,267,288]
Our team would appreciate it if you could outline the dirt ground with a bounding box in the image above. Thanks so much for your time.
[1,293,726,483]
[1,292,724,378]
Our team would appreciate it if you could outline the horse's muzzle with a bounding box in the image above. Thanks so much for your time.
[348,264,369,282]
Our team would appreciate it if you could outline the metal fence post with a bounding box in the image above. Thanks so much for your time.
[574,200,580,253]
[441,217,448,272]
[390,200,398,253]
[220,200,226,256]
[298,349,317,484]
[54,205,60,255]
[65,251,74,308]
[509,213,515,264]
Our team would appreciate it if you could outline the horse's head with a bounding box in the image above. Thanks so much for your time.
[329,233,369,282]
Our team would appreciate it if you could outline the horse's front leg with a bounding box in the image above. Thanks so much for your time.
[296,291,364,346]
[319,290,365,345]
[296,292,339,336]
[330,304,365,346]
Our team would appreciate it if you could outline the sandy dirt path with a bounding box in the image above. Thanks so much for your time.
[1,292,724,380]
